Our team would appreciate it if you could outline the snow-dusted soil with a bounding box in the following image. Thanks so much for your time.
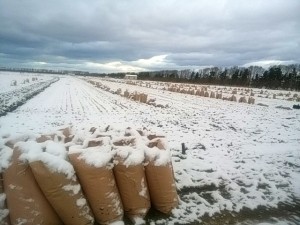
[0,72,59,116]
[0,73,300,225]
[0,72,57,93]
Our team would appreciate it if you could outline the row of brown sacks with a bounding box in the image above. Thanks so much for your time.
[168,86,256,104]
[87,79,150,105]
[123,90,168,108]
[101,78,272,100]
[123,90,148,104]
[2,145,94,225]
[128,81,257,101]
[1,129,178,225]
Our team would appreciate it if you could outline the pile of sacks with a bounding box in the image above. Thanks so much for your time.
[124,90,148,104]
[0,126,178,225]
[167,84,257,105]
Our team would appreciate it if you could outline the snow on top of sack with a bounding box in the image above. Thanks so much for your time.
[16,141,44,155]
[82,136,111,148]
[112,132,146,167]
[79,147,113,168]
[69,144,114,168]
[152,148,171,166]
[111,126,171,166]
[2,125,171,174]
[16,140,74,178]
[45,141,67,159]
[4,133,36,148]
[16,140,67,158]
[30,152,75,179]
[113,145,145,167]
[144,138,171,166]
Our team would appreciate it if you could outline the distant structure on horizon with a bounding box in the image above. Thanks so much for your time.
[124,74,137,80]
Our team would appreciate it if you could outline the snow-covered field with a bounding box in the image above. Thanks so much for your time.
[0,72,300,224]
[0,72,54,93]
[0,72,59,116]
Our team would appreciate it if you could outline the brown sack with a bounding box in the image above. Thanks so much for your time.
[59,127,72,138]
[36,134,55,143]
[68,153,123,225]
[85,139,103,147]
[3,149,62,225]
[30,161,94,225]
[36,133,67,143]
[145,162,178,214]
[59,127,74,143]
[145,139,178,214]
[113,163,150,221]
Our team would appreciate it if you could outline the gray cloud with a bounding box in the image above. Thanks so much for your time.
[0,0,299,72]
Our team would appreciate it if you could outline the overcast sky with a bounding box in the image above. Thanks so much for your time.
[0,0,299,73]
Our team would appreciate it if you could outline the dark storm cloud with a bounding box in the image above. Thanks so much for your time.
[0,0,299,72]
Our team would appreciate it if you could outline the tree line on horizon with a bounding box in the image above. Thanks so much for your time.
[1,64,300,90]
[108,64,300,91]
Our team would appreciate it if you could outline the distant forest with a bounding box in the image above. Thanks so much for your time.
[1,64,300,91]
[108,64,300,91]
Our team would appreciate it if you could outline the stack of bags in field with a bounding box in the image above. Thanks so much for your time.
[238,96,248,103]
[238,96,255,104]
[0,126,178,225]
[220,95,255,104]
[215,92,222,99]
[223,95,237,102]
[123,90,169,108]
[167,85,178,92]
[124,91,148,104]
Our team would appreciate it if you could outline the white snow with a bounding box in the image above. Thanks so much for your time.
[0,72,299,224]
[69,145,114,168]
[76,198,87,207]
[0,72,59,116]
[15,140,75,179]
[16,141,44,161]
[112,135,146,167]
[45,141,67,159]
[109,221,125,225]
[63,184,81,195]
[0,72,54,94]
[0,146,13,172]
[145,142,171,166]
[30,152,75,179]
[132,217,146,225]
[139,178,147,197]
